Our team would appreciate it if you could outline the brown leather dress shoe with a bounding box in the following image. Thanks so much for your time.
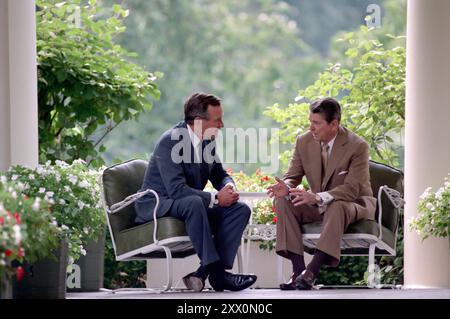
[279,272,300,290]
[295,269,315,290]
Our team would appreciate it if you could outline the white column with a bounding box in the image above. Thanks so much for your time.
[0,1,11,171]
[0,0,38,171]
[404,0,450,288]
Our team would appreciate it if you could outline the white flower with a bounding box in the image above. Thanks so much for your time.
[39,187,46,193]
[11,191,17,199]
[64,186,71,192]
[28,174,35,180]
[55,160,69,168]
[73,159,86,165]
[83,227,89,234]
[13,225,22,244]
[78,180,89,188]
[55,173,61,182]
[80,248,87,256]
[0,260,5,266]
[36,166,44,175]
[78,201,85,210]
[0,175,7,184]
[69,175,78,184]
[425,203,434,210]
[59,199,66,205]
[0,203,4,212]
[61,225,69,231]
[46,191,54,198]
[16,182,25,191]
[419,187,432,200]
[32,198,41,211]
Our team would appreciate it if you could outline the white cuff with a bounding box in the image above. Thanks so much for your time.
[317,192,334,206]
[225,182,236,191]
[209,192,216,208]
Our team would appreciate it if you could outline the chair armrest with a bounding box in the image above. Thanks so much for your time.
[108,188,162,244]
[109,189,156,213]
[377,186,405,240]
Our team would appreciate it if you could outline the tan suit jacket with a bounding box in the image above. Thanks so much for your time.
[283,126,376,220]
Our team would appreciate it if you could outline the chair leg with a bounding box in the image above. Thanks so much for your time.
[161,245,173,292]
[237,246,243,273]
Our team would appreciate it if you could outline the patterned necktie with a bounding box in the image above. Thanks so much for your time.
[321,143,330,182]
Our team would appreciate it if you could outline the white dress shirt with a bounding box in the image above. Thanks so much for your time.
[187,125,235,208]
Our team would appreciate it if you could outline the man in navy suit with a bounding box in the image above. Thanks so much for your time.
[135,92,257,292]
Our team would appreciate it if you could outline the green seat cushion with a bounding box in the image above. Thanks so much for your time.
[301,219,396,255]
[114,217,195,258]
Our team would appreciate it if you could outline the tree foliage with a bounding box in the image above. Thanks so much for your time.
[265,26,405,168]
[36,0,161,167]
[101,0,326,167]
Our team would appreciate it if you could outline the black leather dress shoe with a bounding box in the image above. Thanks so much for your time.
[182,270,206,292]
[295,269,315,290]
[280,272,300,290]
[209,272,257,292]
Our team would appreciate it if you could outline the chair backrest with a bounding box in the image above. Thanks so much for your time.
[102,159,148,239]
[368,160,404,234]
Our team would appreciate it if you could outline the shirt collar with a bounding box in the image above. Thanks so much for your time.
[187,124,202,149]
[322,133,338,152]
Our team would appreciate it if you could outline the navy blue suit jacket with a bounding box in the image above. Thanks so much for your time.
[135,121,233,223]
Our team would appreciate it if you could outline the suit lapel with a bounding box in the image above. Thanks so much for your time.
[309,141,323,192]
[322,127,347,190]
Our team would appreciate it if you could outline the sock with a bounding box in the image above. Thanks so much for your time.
[306,249,332,277]
[287,252,305,274]
[205,261,224,277]
[196,265,207,280]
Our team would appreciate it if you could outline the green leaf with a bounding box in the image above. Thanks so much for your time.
[345,48,359,58]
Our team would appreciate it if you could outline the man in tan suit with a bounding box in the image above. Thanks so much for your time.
[267,97,376,290]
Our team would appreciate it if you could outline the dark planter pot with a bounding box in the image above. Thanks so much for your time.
[13,239,68,299]
[67,232,105,292]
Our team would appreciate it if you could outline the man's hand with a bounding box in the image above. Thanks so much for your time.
[290,188,317,206]
[217,184,239,207]
[267,177,289,199]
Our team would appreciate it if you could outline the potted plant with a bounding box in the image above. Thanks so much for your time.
[0,178,64,298]
[410,173,450,240]
[6,160,106,294]
[0,182,24,299]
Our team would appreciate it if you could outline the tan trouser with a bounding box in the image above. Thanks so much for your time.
[274,197,360,267]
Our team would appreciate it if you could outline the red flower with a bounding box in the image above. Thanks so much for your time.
[16,266,24,282]
[5,249,12,257]
[273,216,277,224]
[14,212,21,225]
[261,176,269,182]
[0,216,3,225]
[272,206,276,212]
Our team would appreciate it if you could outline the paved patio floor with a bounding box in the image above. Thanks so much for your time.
[67,287,450,299]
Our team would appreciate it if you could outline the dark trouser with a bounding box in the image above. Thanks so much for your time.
[167,195,251,269]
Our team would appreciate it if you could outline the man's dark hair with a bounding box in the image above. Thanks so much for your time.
[309,97,341,123]
[184,92,221,124]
